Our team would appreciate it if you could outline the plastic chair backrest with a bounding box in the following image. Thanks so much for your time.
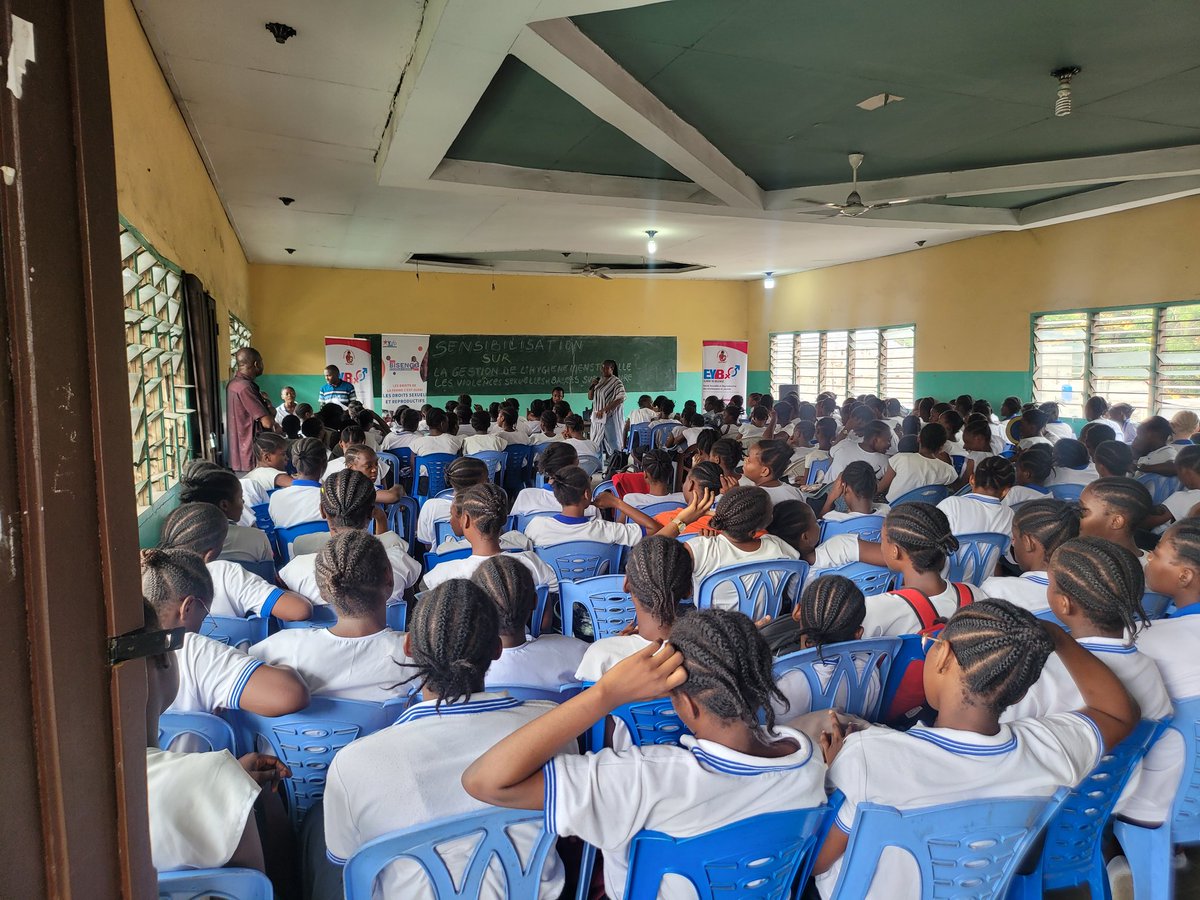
[1137,472,1180,505]
[695,559,810,622]
[158,711,237,754]
[534,541,625,583]
[158,868,273,900]
[434,487,456,499]
[503,443,535,492]
[514,509,557,533]
[577,454,601,476]
[624,807,832,900]
[560,576,636,641]
[831,787,1070,898]
[948,531,1011,586]
[771,638,901,721]
[467,450,507,484]
[412,453,457,502]
[806,458,832,485]
[528,584,551,639]
[819,514,885,543]
[342,807,555,900]
[376,450,403,488]
[1048,482,1084,501]
[275,520,330,563]
[275,604,338,631]
[890,484,951,506]
[592,479,618,501]
[202,615,269,651]
[386,600,407,632]
[602,696,692,750]
[627,421,651,453]
[638,499,687,519]
[231,558,276,583]
[223,696,408,830]
[386,496,419,551]
[432,518,455,546]
[649,421,677,448]
[954,482,972,496]
[486,683,583,703]
[818,562,900,597]
[424,546,471,572]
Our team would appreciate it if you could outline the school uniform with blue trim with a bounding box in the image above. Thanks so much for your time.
[206,559,286,618]
[525,514,642,548]
[977,571,1050,615]
[936,492,1014,536]
[268,479,324,529]
[322,692,566,900]
[168,632,265,716]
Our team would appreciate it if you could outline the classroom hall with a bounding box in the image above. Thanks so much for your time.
[8,0,1200,897]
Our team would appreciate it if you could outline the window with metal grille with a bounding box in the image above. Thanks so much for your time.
[769,325,916,406]
[122,224,194,516]
[229,313,252,375]
[1032,302,1200,419]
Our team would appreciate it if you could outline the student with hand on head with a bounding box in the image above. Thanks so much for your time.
[979,498,1080,615]
[179,460,273,565]
[267,437,327,529]
[1133,414,1182,477]
[876,423,958,503]
[654,461,722,537]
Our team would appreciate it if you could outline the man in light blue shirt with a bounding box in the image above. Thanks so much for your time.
[319,365,356,407]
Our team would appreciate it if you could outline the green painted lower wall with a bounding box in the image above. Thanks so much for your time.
[137,483,181,549]
[915,371,1030,409]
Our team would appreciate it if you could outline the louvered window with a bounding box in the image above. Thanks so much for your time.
[769,325,915,406]
[229,313,252,375]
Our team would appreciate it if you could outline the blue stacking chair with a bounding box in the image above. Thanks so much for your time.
[1142,591,1171,620]
[818,562,901,597]
[624,807,832,900]
[503,443,536,493]
[1049,482,1085,501]
[534,541,625,583]
[627,421,652,454]
[232,558,277,583]
[560,575,636,641]
[386,496,419,554]
[819,514,885,543]
[223,696,408,830]
[639,499,687,518]
[274,520,330,563]
[649,421,677,449]
[532,448,550,487]
[424,546,471,572]
[951,454,966,474]
[514,510,557,533]
[343,808,555,900]
[1137,472,1180,505]
[1114,697,1200,900]
[386,599,407,632]
[468,449,507,485]
[528,584,552,639]
[947,531,1010,586]
[412,452,457,505]
[432,518,455,546]
[202,614,269,650]
[158,868,273,900]
[249,502,278,557]
[829,787,1070,898]
[890,484,951,506]
[592,479,618,501]
[376,449,404,489]
[806,458,832,485]
[158,711,237,754]
[577,454,602,476]
[771,638,901,721]
[589,696,691,752]
[1011,719,1166,899]
[486,683,583,703]
[954,482,972,496]
[276,604,338,631]
[695,559,810,622]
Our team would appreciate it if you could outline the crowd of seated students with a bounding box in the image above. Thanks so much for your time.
[139,385,1200,898]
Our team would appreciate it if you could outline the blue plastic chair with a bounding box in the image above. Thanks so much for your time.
[514,510,557,533]
[771,638,901,721]
[223,696,408,830]
[649,421,677,449]
[592,479,618,501]
[1011,719,1166,899]
[1114,696,1200,900]
[819,514,885,543]
[577,454,601,476]
[817,562,900,597]
[947,531,1011,586]
[627,421,652,454]
[1049,482,1085,501]
[528,583,552,639]
[276,604,339,631]
[202,615,269,650]
[534,541,625,583]
[624,807,832,900]
[432,518,455,546]
[486,683,583,703]
[638,499,687,518]
[951,454,966,474]
[386,600,407,632]
[467,449,508,485]
[157,868,273,900]
[954,482,972,496]
[157,711,237,754]
[560,576,636,641]
[386,496,419,553]
[274,520,330,563]
[695,559,810,621]
[376,449,404,489]
[588,696,692,753]
[890,483,951,506]
[424,546,471,572]
[232,558,277,583]
[806,458,832,485]
[829,787,1070,898]
[502,443,536,490]
[1137,472,1180,505]
[412,452,457,504]
[1142,591,1171,620]
[342,807,555,900]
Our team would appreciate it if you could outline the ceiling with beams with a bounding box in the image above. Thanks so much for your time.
[131,0,1200,279]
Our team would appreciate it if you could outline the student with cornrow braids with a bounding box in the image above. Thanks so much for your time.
[819,460,889,522]
[655,461,722,536]
[1078,476,1154,567]
[525,466,664,548]
[742,439,805,506]
[707,435,744,486]
[1000,537,1177,826]
[1046,437,1099,487]
[465,607,827,900]
[243,431,294,494]
[250,531,413,702]
[766,501,864,575]
[322,580,568,900]
[936,454,1016,537]
[279,469,420,606]
[979,498,1081,615]
[144,547,309,729]
[619,449,685,510]
[510,442,601,520]
[474,554,587,690]
[1094,438,1134,478]
[267,436,327,528]
[813,599,1139,895]
[179,460,274,565]
[340,443,402,516]
[159,502,312,622]
[1002,443,1055,508]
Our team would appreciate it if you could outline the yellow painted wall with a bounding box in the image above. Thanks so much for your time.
[249,265,750,375]
[105,0,251,341]
[749,194,1200,371]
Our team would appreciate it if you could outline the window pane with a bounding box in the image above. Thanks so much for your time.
[1158,303,1200,416]
[793,332,821,400]
[821,331,849,400]
[769,333,795,398]
[229,314,252,376]
[1091,308,1153,414]
[1033,312,1088,417]
[881,325,915,407]
[849,329,880,397]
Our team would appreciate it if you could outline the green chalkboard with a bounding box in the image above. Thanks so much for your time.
[424,334,677,394]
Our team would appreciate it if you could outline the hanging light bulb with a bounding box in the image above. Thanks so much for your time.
[645,229,658,255]
[763,271,775,289]
[1052,66,1080,117]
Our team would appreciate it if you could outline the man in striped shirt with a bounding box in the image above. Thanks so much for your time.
[319,365,356,407]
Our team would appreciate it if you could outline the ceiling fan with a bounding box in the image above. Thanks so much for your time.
[794,153,930,217]
[576,255,613,280]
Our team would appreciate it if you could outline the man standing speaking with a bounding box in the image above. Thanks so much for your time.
[319,365,356,407]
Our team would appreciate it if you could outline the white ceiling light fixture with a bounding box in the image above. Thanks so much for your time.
[645,229,658,255]
[763,271,775,289]
[1052,67,1081,117]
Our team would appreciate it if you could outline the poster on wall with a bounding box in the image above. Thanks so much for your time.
[324,336,375,408]
[701,339,748,403]
[381,333,429,410]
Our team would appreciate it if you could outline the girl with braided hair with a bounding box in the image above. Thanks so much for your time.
[178,459,273,565]
[466,607,827,900]
[561,413,600,459]
[473,554,586,690]
[159,502,312,622]
[1002,443,1055,508]
[510,442,601,520]
[416,456,489,548]
[1094,438,1134,478]
[323,579,567,900]
[819,460,888,522]
[742,439,806,506]
[1143,443,1200,532]
[1078,476,1154,566]
[267,436,327,528]
[525,465,664,547]
[243,431,293,493]
[765,500,864,574]
[278,469,420,606]
[654,461,722,536]
[979,497,1081,615]
[935,454,1015,536]
[250,530,413,701]
[999,537,1176,826]
[619,449,685,510]
[707,435,744,487]
[813,599,1139,895]
[1047,437,1099,487]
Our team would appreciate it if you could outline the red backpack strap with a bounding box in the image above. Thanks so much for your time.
[890,588,941,632]
[952,583,975,608]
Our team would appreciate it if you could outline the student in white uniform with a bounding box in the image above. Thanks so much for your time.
[158,502,312,622]
[979,498,1080,615]
[529,410,564,446]
[474,554,585,689]
[742,439,806,506]
[763,500,863,577]
[1014,408,1053,450]
[811,599,1139,898]
[424,483,558,593]
[938,410,967,458]
[818,461,890,522]
[380,407,422,452]
[279,469,419,606]
[936,455,1015,537]
[737,404,770,442]
[1133,415,1181,477]
[1040,402,1075,444]
[1078,477,1154,568]
[1047,438,1099,487]
[252,531,411,701]
[462,410,506,454]
[464,608,829,900]
[1083,396,1122,442]
[416,456,487,548]
[559,414,600,460]
[1001,537,1178,825]
[142,547,309,724]
[410,407,464,461]
[1144,444,1200,533]
[242,432,294,496]
[1094,439,1134,478]
[1143,520,1200,719]
[616,449,685,510]
[792,417,837,485]
[959,419,999,481]
[1002,444,1055,508]
[510,444,600,521]
[877,423,958,503]
[491,407,531,447]
[320,425,366,483]
[268,437,327,529]
[524,466,659,549]
[179,460,274,566]
[321,581,567,900]
[826,420,892,484]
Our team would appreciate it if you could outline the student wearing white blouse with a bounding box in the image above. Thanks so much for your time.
[524,466,661,550]
[268,436,327,528]
[979,495,1080,615]
[741,439,806,507]
[826,421,893,484]
[1045,438,1099,488]
[936,456,1015,537]
[876,423,958,503]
